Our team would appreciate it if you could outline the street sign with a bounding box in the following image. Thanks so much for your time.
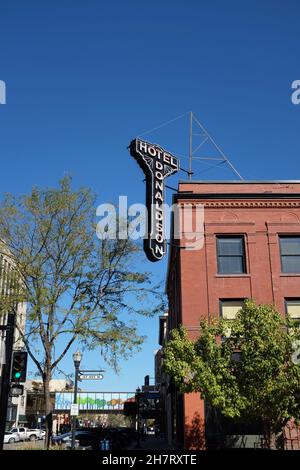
[79,374,104,380]
[10,383,24,397]
[70,404,79,416]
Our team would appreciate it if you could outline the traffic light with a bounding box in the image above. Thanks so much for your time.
[11,351,27,382]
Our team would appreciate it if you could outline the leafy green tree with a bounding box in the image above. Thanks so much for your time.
[104,413,132,428]
[164,300,300,448]
[0,177,162,448]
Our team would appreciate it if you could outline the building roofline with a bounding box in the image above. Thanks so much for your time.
[174,192,300,201]
[178,180,300,184]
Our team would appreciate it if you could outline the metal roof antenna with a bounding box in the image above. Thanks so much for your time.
[188,111,244,180]
[188,111,193,181]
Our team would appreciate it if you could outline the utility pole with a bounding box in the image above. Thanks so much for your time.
[0,313,15,450]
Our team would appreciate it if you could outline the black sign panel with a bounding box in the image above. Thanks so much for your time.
[10,383,24,397]
[129,139,179,262]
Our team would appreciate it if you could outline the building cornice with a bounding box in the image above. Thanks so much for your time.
[175,199,300,209]
[174,192,300,201]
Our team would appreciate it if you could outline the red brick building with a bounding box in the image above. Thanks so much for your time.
[165,181,300,449]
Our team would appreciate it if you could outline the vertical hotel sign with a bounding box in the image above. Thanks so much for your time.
[129,139,179,262]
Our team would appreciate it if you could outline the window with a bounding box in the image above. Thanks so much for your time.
[285,299,300,364]
[220,300,244,337]
[280,236,300,273]
[217,236,246,274]
[221,300,244,320]
[286,299,300,322]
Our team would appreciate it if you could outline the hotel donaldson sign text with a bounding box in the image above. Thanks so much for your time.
[129,138,179,262]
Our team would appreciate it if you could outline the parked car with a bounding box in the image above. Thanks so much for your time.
[4,431,21,444]
[51,432,78,449]
[51,431,98,450]
[51,427,135,450]
[10,426,44,441]
[38,430,46,439]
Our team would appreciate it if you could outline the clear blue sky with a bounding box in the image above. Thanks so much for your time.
[0,1,300,392]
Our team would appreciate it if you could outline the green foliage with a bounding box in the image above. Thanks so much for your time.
[104,413,132,428]
[0,176,163,376]
[164,300,300,436]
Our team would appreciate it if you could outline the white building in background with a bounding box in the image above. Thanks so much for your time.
[0,241,27,426]
[25,379,68,393]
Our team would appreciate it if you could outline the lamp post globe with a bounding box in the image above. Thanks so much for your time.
[73,351,82,368]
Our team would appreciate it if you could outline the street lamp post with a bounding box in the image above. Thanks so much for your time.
[71,351,82,450]
[135,387,141,449]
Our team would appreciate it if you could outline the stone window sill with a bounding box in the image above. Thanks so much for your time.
[280,274,300,277]
[215,274,251,278]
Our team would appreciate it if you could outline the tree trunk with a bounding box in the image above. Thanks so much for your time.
[262,419,271,449]
[43,368,53,450]
[262,419,278,449]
